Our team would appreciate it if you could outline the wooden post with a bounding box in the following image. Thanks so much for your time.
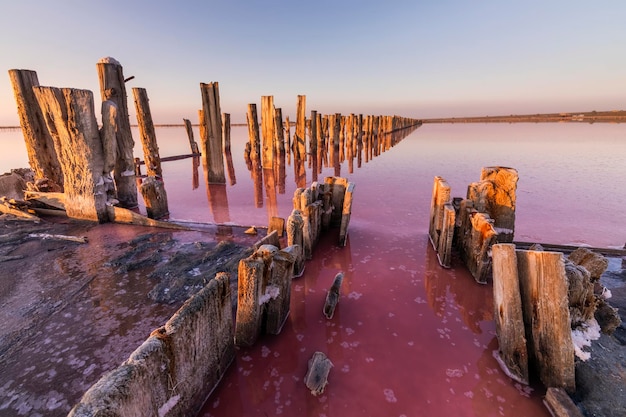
[96,57,138,208]
[100,100,119,201]
[468,167,518,242]
[287,209,305,276]
[491,244,529,385]
[309,110,318,167]
[8,69,63,190]
[463,212,498,284]
[436,203,455,268]
[33,87,108,222]
[295,95,306,161]
[261,96,275,169]
[275,108,286,194]
[339,182,355,247]
[132,88,162,178]
[183,118,200,154]
[199,82,225,184]
[140,176,169,219]
[517,249,575,392]
[235,255,265,347]
[428,176,451,250]
[222,113,236,186]
[265,247,296,335]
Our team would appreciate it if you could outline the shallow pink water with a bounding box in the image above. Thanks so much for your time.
[1,122,624,416]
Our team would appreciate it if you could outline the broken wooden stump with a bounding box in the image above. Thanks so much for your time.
[323,272,344,319]
[33,86,108,222]
[428,176,451,250]
[100,100,119,203]
[304,351,333,396]
[140,176,169,219]
[268,216,285,237]
[491,244,528,385]
[460,211,497,284]
[287,209,305,277]
[234,244,296,346]
[339,183,355,247]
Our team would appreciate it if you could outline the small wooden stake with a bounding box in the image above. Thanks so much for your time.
[132,87,162,178]
[304,351,333,396]
[323,272,344,319]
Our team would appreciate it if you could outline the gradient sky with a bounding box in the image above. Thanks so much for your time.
[1,0,625,125]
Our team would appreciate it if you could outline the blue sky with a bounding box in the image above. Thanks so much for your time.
[1,0,625,125]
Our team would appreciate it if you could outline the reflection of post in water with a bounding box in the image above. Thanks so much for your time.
[246,103,263,208]
[202,163,232,235]
[274,108,286,194]
[263,167,278,224]
[316,112,324,176]
[192,154,200,190]
[222,113,236,186]
[284,116,291,166]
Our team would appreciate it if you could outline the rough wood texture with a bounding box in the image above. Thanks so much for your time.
[140,176,169,219]
[269,216,285,237]
[460,211,497,283]
[543,387,584,417]
[222,113,236,186]
[428,176,451,250]
[304,352,333,396]
[491,244,529,385]
[8,69,63,190]
[295,95,306,161]
[339,182,355,247]
[468,166,518,242]
[132,88,162,178]
[323,272,344,319]
[235,255,265,347]
[287,209,305,277]
[436,203,456,268]
[261,96,275,169]
[517,249,575,392]
[33,87,108,222]
[325,176,347,227]
[264,247,295,335]
[183,118,200,154]
[96,58,138,208]
[199,82,225,184]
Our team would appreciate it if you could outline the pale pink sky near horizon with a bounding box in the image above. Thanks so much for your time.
[1,0,625,126]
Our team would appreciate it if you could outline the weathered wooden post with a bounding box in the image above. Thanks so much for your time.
[428,176,451,250]
[199,82,225,184]
[491,244,529,385]
[183,118,200,154]
[436,203,455,267]
[338,182,355,247]
[132,88,162,178]
[235,254,265,347]
[247,104,263,208]
[222,113,236,186]
[8,69,64,190]
[517,249,575,392]
[140,176,169,219]
[96,57,138,208]
[275,108,286,194]
[468,166,518,242]
[264,247,296,335]
[100,100,119,201]
[287,209,305,276]
[33,87,108,222]
[261,96,275,169]
[295,95,306,161]
[462,211,498,284]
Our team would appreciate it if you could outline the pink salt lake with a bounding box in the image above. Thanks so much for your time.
[0,122,624,416]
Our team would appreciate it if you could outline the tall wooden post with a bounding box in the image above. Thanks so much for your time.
[295,95,306,161]
[199,82,225,184]
[33,87,108,222]
[223,113,236,186]
[247,104,263,208]
[132,88,162,178]
[491,244,529,385]
[275,108,286,194]
[96,57,138,208]
[8,69,63,190]
[517,249,575,392]
[261,96,276,169]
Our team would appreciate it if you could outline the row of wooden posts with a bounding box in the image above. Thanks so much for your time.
[9,57,418,225]
[428,167,618,406]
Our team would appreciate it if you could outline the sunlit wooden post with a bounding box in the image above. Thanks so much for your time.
[200,82,225,184]
[96,57,138,208]
[339,182,355,247]
[428,176,451,250]
[223,113,236,186]
[247,104,263,208]
[132,87,162,178]
[8,69,64,191]
[492,243,529,385]
[261,96,275,169]
[33,87,108,222]
[309,110,317,166]
[275,108,286,193]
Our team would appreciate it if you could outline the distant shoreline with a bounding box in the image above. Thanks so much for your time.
[2,110,625,130]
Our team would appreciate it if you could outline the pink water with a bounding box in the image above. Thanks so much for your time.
[1,122,625,416]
